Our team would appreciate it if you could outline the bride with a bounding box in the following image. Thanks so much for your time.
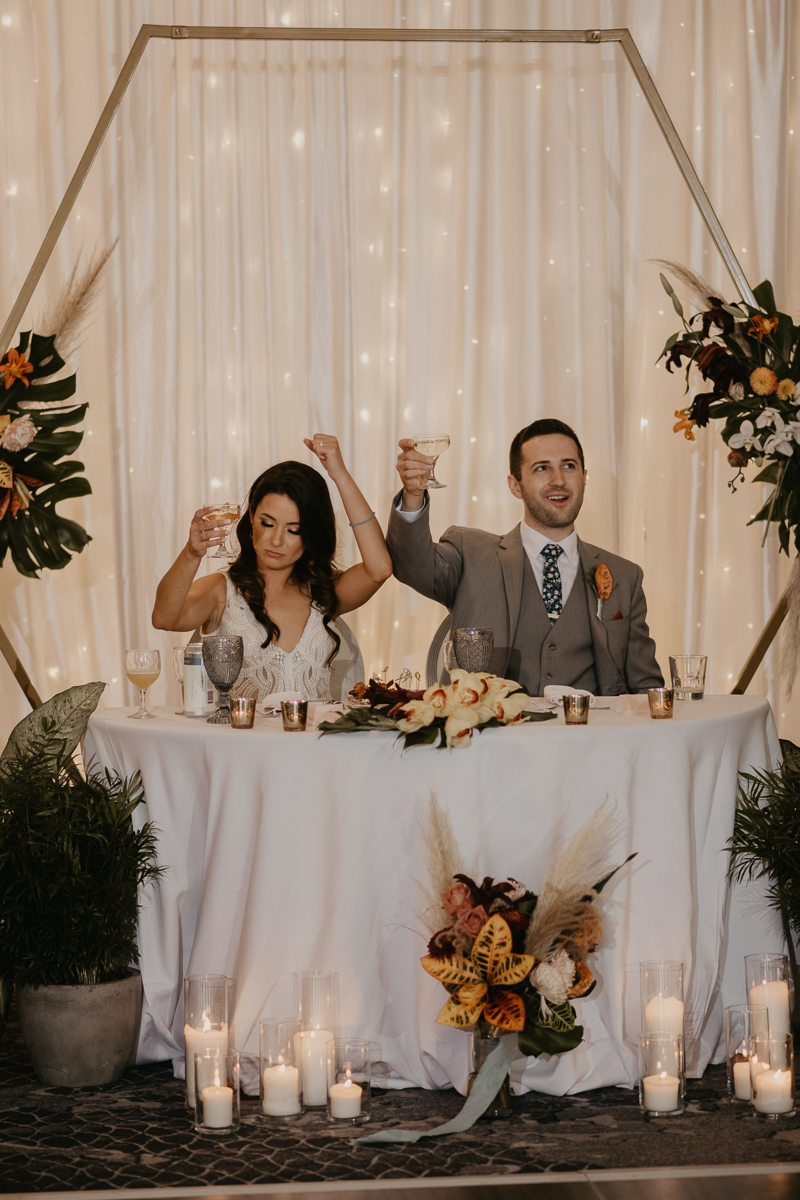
[152,435,392,701]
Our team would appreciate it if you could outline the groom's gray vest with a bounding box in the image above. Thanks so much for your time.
[508,555,599,697]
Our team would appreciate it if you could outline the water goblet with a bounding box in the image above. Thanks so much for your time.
[204,503,241,560]
[202,636,244,724]
[125,649,161,719]
[412,434,450,490]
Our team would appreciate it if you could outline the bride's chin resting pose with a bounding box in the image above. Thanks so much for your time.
[152,435,392,702]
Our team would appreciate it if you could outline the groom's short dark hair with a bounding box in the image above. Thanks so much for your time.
[509,419,585,479]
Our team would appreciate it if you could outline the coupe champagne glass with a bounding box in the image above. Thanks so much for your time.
[412,435,450,490]
[202,635,244,724]
[125,649,161,719]
[205,503,242,560]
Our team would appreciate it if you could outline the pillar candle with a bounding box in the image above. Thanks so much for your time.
[753,1067,793,1114]
[644,994,684,1035]
[733,1059,751,1100]
[201,1084,233,1127]
[329,1078,362,1118]
[642,1071,680,1112]
[184,1023,228,1107]
[262,1064,301,1116]
[295,1030,333,1106]
[749,980,791,1036]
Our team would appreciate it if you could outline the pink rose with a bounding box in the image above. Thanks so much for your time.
[441,881,471,916]
[458,905,490,937]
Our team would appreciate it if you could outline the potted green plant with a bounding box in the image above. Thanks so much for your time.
[0,682,163,1085]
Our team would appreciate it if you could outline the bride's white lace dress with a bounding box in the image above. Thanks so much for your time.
[215,574,334,701]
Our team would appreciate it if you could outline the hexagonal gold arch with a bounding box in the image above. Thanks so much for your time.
[0,25,770,708]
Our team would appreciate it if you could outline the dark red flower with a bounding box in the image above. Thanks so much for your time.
[700,297,734,338]
[728,449,748,468]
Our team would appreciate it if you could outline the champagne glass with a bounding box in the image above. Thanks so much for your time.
[172,646,186,715]
[125,649,161,719]
[412,435,450,489]
[204,503,242,559]
[202,635,244,724]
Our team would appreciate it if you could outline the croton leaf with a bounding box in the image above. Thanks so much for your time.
[471,914,513,981]
[482,988,527,1031]
[490,951,537,988]
[421,954,482,988]
[535,1000,578,1034]
[436,982,487,1027]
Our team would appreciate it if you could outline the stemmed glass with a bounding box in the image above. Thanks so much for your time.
[125,649,161,720]
[412,434,450,490]
[204,503,241,560]
[172,647,186,715]
[202,636,244,724]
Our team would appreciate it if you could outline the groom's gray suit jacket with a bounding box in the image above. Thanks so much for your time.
[387,496,663,696]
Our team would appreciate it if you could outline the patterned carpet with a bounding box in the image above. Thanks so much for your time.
[2,1005,800,1191]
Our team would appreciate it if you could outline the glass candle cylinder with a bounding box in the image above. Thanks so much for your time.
[327,1038,371,1124]
[260,1018,303,1121]
[745,953,792,1036]
[640,961,684,1035]
[750,1032,795,1118]
[184,974,229,1111]
[562,694,590,725]
[281,700,308,732]
[294,969,340,1107]
[724,1003,769,1101]
[230,697,256,728]
[193,1048,240,1134]
[638,1032,684,1116]
[648,688,674,719]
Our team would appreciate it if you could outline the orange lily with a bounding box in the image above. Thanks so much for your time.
[421,914,536,1032]
[0,348,34,390]
[748,314,779,343]
[673,409,697,441]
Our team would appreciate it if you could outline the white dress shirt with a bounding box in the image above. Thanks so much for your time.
[518,522,580,605]
[395,497,581,605]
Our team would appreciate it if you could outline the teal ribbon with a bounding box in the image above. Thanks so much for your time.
[352,1034,517,1146]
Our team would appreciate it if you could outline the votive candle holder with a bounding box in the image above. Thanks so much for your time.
[638,1032,684,1116]
[745,953,792,1036]
[230,697,256,728]
[193,1048,241,1135]
[724,1003,769,1102]
[648,688,674,719]
[282,700,308,732]
[562,694,590,725]
[327,1038,371,1124]
[750,1032,795,1118]
[260,1018,303,1122]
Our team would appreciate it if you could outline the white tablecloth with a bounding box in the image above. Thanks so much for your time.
[85,695,782,1096]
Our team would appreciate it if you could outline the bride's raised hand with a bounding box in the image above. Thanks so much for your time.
[305,434,347,483]
[187,505,229,559]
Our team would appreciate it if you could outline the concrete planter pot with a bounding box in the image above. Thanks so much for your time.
[16,970,143,1086]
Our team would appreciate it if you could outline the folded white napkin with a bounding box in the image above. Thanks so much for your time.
[259,690,306,715]
[543,685,597,708]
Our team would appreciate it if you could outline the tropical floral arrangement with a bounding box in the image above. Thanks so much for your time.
[0,246,113,578]
[657,261,800,556]
[417,796,633,1058]
[320,669,554,749]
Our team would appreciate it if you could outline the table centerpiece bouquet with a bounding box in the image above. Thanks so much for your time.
[415,795,633,1118]
[319,669,554,749]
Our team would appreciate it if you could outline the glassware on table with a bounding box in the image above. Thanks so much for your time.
[327,1038,371,1124]
[204,503,241,560]
[193,1048,241,1134]
[750,1032,795,1117]
[172,647,186,714]
[260,1018,304,1121]
[563,694,590,725]
[638,1032,684,1116]
[412,434,450,490]
[230,697,256,728]
[745,952,792,1036]
[648,687,674,719]
[669,655,707,700]
[281,700,308,731]
[724,1003,769,1102]
[202,635,244,724]
[443,627,494,673]
[125,649,161,719]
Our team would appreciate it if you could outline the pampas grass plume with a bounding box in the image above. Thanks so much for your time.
[415,792,465,935]
[36,240,118,362]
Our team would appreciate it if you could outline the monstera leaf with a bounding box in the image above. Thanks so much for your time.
[0,681,106,765]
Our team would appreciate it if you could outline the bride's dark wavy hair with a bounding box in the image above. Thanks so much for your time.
[228,461,340,664]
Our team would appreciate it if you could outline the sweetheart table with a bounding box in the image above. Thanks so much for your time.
[85,695,781,1097]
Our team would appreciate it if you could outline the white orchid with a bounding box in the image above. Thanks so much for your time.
[727,420,762,453]
[756,408,782,429]
[762,415,796,456]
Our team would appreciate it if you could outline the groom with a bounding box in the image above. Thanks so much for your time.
[387,418,663,696]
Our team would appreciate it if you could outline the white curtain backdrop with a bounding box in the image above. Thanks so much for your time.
[1,0,799,742]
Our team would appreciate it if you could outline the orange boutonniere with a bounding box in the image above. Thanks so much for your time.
[585,563,617,618]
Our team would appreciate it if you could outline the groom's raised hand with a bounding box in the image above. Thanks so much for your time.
[396,439,434,512]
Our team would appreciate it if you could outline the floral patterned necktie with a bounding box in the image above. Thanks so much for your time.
[541,543,563,624]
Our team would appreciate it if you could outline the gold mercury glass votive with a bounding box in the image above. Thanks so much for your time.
[648,687,674,719]
[230,697,256,728]
[281,699,309,732]
[562,694,590,725]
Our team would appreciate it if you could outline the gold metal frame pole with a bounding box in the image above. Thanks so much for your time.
[0,619,42,709]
